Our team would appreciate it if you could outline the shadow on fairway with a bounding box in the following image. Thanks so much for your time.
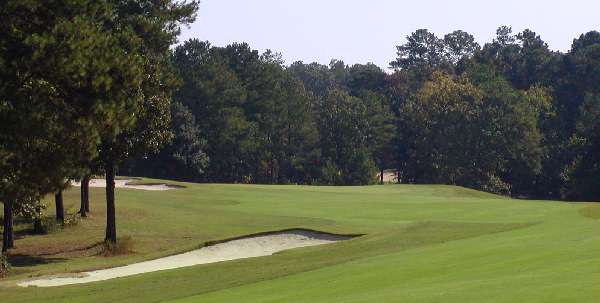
[7,254,67,267]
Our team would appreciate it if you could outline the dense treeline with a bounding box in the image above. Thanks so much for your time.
[124,27,599,201]
[123,40,396,185]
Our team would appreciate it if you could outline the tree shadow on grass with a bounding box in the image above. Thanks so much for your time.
[7,254,67,267]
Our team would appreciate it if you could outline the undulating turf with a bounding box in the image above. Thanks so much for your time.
[1,179,599,302]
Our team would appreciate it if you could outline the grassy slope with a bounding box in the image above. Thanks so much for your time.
[2,180,600,302]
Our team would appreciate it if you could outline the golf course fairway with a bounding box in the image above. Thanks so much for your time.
[2,179,600,302]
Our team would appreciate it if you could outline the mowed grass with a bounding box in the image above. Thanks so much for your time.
[1,179,600,302]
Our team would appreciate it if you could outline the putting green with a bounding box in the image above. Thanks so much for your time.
[2,180,600,303]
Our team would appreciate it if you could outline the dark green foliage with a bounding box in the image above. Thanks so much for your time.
[128,27,598,196]
[122,102,209,181]
[317,89,378,185]
[397,71,549,194]
[444,30,480,66]
[168,103,210,178]
[93,0,198,243]
[3,5,599,204]
[288,61,339,98]
[385,27,599,200]
[561,94,600,200]
[171,40,257,182]
[167,41,321,184]
[391,29,450,77]
[0,0,153,249]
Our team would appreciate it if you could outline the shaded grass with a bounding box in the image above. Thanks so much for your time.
[122,180,186,188]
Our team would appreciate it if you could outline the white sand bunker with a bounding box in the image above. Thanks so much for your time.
[377,170,398,183]
[18,229,352,288]
[71,179,181,191]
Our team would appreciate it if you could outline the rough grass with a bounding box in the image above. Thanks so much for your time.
[100,236,135,257]
[1,179,600,303]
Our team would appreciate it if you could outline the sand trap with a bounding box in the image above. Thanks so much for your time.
[377,170,398,183]
[18,229,352,287]
[71,179,180,191]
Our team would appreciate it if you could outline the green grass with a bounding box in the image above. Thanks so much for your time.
[1,179,600,302]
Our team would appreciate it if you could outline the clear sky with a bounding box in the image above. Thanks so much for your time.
[179,0,599,71]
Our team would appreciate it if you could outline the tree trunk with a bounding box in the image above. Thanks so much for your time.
[55,190,64,225]
[380,168,384,185]
[79,179,86,217]
[84,175,90,213]
[80,175,90,217]
[105,162,117,243]
[33,204,44,234]
[2,201,14,252]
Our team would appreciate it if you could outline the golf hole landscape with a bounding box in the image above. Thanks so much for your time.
[2,1,600,302]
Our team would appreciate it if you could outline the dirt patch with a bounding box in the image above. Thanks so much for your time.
[18,229,355,287]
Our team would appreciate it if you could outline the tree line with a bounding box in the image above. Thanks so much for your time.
[125,27,599,201]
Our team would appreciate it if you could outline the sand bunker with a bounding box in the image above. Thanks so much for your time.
[377,170,398,183]
[18,229,352,287]
[71,179,180,191]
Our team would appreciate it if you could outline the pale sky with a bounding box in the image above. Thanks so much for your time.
[179,0,599,70]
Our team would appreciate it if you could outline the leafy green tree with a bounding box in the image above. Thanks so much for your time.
[256,70,320,184]
[470,67,553,195]
[346,63,387,95]
[341,63,396,182]
[443,30,480,66]
[168,103,210,179]
[562,31,600,123]
[390,29,449,79]
[547,31,600,200]
[222,47,287,183]
[562,94,600,200]
[288,61,338,98]
[122,102,209,181]
[399,72,486,186]
[172,40,255,182]
[318,89,377,185]
[97,0,198,244]
[399,71,548,194]
[474,27,560,90]
[358,91,397,183]
[170,42,321,184]
[0,0,149,250]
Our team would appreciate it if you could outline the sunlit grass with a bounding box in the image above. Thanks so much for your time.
[2,179,599,303]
